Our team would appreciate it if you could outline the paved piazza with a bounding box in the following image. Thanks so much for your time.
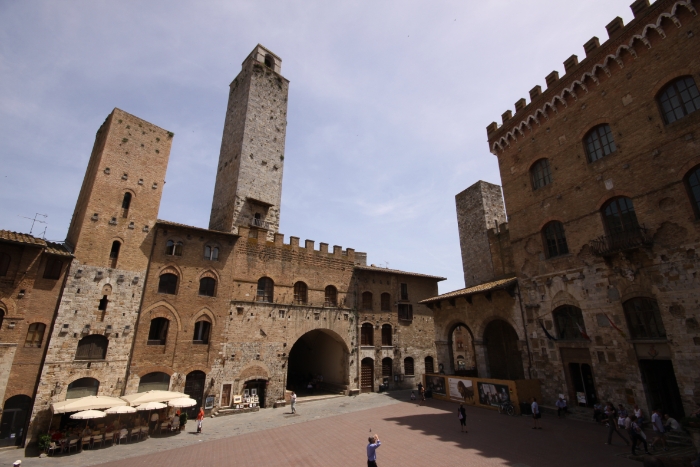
[1,391,637,467]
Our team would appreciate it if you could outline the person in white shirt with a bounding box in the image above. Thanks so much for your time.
[290,392,297,414]
[651,407,669,451]
[663,414,681,432]
[531,397,541,429]
[149,411,160,434]
[555,396,568,418]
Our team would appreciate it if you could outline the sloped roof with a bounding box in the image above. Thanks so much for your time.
[419,276,517,304]
[0,230,47,247]
[354,265,446,281]
[156,219,238,237]
[45,241,73,256]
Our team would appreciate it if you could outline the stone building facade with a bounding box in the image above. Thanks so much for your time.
[483,0,700,416]
[2,45,442,445]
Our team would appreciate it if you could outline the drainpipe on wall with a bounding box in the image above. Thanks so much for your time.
[515,281,533,380]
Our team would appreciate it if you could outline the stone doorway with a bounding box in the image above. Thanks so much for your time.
[243,379,267,408]
[0,395,31,447]
[483,320,524,380]
[286,329,349,395]
[638,359,684,418]
[184,370,206,417]
[361,358,374,393]
[560,348,597,407]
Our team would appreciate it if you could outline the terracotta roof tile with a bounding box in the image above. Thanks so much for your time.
[354,265,446,281]
[419,276,517,304]
[156,219,238,237]
[0,230,47,247]
[45,242,73,256]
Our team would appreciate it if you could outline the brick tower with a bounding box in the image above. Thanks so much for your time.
[28,109,173,442]
[209,45,289,240]
[455,181,507,288]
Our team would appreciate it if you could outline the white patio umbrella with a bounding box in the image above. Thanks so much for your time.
[168,398,197,408]
[135,402,167,411]
[69,409,106,430]
[121,391,187,406]
[52,396,127,414]
[105,405,137,427]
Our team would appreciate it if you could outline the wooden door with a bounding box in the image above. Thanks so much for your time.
[221,384,231,407]
[361,358,374,393]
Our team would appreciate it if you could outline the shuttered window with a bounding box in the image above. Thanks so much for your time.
[75,335,108,360]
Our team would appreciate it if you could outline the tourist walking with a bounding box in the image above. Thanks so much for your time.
[196,407,205,433]
[556,396,568,418]
[458,404,467,433]
[634,404,646,426]
[367,433,381,467]
[604,402,630,446]
[149,411,159,434]
[651,407,669,451]
[531,397,541,429]
[419,385,426,405]
[290,391,297,414]
[628,415,650,456]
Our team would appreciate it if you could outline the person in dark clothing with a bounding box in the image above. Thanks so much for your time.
[628,415,651,456]
[458,404,467,433]
[604,402,630,446]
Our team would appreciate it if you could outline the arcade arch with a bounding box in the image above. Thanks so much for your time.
[286,329,349,394]
[483,319,524,380]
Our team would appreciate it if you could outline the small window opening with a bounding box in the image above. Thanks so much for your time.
[109,241,121,268]
[264,54,274,69]
[121,192,132,218]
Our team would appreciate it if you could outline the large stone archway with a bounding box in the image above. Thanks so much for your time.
[448,323,477,377]
[483,319,524,380]
[286,329,350,395]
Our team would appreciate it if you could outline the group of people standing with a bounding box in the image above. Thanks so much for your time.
[601,402,675,456]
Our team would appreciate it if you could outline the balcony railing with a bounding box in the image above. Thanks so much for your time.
[590,226,652,256]
[250,218,270,229]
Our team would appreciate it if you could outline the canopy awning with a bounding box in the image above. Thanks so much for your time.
[51,396,127,414]
[121,390,188,406]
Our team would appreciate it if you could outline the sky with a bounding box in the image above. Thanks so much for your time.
[0,0,639,294]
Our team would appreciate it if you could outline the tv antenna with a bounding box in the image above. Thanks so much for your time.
[18,213,47,235]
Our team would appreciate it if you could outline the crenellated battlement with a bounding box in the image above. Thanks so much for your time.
[486,0,698,154]
[237,225,364,263]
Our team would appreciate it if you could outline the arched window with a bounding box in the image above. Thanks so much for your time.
[204,245,219,261]
[158,273,178,294]
[75,335,108,360]
[381,324,392,346]
[424,356,434,374]
[584,124,616,162]
[324,285,337,307]
[138,372,170,392]
[553,305,587,340]
[362,292,373,310]
[657,76,700,124]
[43,257,63,280]
[264,54,274,69]
[109,240,121,268]
[542,221,569,258]
[382,357,392,378]
[380,293,390,311]
[121,192,132,218]
[293,281,308,305]
[66,378,99,399]
[623,297,666,340]
[147,317,169,345]
[192,320,211,344]
[24,323,45,348]
[404,357,415,376]
[256,277,274,302]
[0,252,10,276]
[361,323,374,346]
[530,159,552,190]
[684,165,700,219]
[165,240,183,256]
[602,197,640,235]
[199,277,216,297]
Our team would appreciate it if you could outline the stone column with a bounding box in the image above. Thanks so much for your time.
[435,340,452,374]
[474,340,490,378]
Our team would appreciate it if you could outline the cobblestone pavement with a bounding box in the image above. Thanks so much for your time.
[1,391,641,467]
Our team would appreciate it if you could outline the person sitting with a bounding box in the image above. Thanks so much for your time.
[664,414,681,432]
[593,403,605,423]
[410,391,416,401]
[556,396,568,417]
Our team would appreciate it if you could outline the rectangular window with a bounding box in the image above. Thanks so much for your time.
[43,257,63,280]
[398,304,413,321]
[400,283,408,301]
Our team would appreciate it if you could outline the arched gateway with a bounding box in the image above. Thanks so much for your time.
[286,329,350,395]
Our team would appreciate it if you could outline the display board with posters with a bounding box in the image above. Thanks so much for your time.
[424,374,541,415]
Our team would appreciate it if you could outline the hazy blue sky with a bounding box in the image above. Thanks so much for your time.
[0,0,638,293]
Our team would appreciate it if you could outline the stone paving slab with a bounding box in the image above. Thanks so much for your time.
[1,391,645,467]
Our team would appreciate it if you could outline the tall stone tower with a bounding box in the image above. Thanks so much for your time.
[455,180,507,288]
[29,109,172,442]
[209,45,289,240]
